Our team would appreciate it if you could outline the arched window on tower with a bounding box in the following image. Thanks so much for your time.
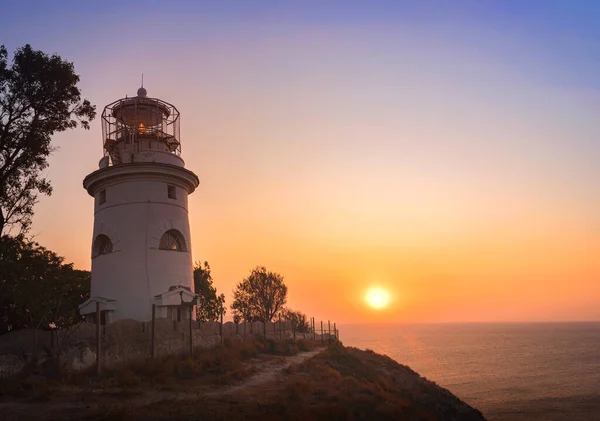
[93,234,113,257]
[159,229,187,252]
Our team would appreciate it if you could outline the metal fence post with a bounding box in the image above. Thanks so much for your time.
[220,308,224,346]
[321,320,324,343]
[151,304,156,360]
[292,319,296,341]
[95,302,102,375]
[189,306,193,355]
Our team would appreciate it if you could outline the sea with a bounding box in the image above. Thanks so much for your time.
[339,322,600,421]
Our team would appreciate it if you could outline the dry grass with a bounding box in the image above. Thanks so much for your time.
[95,343,481,421]
[0,337,321,400]
[1,341,487,421]
[0,375,58,401]
[88,402,137,421]
[104,338,263,389]
[267,342,485,421]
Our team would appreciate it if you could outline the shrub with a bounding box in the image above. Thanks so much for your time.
[95,402,137,421]
[223,336,237,348]
[0,374,58,401]
[0,377,21,397]
[22,376,54,400]
[239,341,259,359]
[287,377,312,398]
[259,338,309,356]
[115,368,141,388]
[296,339,315,352]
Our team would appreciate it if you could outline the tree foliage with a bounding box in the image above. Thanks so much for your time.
[231,266,288,323]
[281,308,311,333]
[193,261,225,322]
[0,235,90,336]
[0,44,96,235]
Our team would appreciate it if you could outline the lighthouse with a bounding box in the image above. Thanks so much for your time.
[79,87,199,323]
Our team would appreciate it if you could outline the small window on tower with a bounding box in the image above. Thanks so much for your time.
[93,234,113,257]
[167,185,177,200]
[99,190,106,205]
[159,229,187,252]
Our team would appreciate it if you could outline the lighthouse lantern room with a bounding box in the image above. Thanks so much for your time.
[79,87,200,323]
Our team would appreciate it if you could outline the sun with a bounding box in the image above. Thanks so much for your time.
[364,288,391,310]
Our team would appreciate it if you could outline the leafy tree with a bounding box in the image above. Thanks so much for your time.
[49,266,91,329]
[231,266,288,324]
[0,235,90,342]
[0,44,96,235]
[282,308,311,333]
[193,261,225,322]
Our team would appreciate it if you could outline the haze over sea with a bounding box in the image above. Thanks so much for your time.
[340,322,600,421]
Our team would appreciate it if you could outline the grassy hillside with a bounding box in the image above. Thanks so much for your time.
[94,341,486,421]
[0,339,487,421]
[278,342,487,421]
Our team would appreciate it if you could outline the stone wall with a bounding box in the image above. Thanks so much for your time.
[0,319,318,377]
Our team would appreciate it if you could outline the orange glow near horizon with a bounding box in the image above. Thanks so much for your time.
[17,14,600,325]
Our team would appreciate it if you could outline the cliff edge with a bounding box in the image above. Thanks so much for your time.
[124,342,487,421]
[251,342,488,421]
[283,342,487,421]
[0,340,487,421]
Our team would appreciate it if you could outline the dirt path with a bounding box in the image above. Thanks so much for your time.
[0,348,324,420]
[136,347,323,404]
[206,348,322,397]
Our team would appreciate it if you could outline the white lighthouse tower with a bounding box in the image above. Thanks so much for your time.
[79,87,199,323]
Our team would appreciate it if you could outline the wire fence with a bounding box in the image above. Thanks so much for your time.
[0,304,339,377]
[89,303,338,374]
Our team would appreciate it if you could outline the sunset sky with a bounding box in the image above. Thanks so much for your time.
[2,1,600,323]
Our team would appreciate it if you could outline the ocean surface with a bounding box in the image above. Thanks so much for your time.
[339,322,600,421]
